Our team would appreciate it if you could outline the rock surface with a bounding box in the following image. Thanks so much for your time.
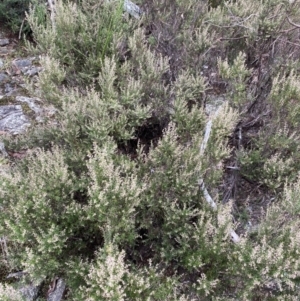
[16,96,43,114]
[0,73,9,84]
[19,282,41,301]
[0,30,55,135]
[0,105,31,135]
[47,278,66,301]
[0,38,9,46]
[0,25,63,301]
[4,271,43,301]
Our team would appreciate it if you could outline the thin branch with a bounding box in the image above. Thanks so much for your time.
[200,181,218,210]
[226,166,240,170]
[219,36,248,41]
[200,120,212,156]
[286,16,300,28]
[19,18,26,39]
[0,236,8,260]
[199,105,240,243]
[230,231,240,243]
[277,37,300,48]
[48,0,56,28]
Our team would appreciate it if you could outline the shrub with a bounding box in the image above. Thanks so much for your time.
[0,0,31,34]
[0,283,24,301]
[2,0,300,299]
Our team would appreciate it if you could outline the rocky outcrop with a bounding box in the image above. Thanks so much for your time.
[0,26,64,301]
[47,278,66,301]
[0,31,53,135]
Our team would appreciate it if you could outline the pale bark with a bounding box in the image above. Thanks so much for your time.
[199,105,240,243]
[48,0,56,28]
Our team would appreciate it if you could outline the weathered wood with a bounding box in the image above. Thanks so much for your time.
[199,104,240,243]
[48,0,56,28]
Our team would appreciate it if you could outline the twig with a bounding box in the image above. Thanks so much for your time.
[199,181,217,210]
[0,236,8,259]
[286,16,300,29]
[230,231,240,243]
[226,166,240,170]
[19,18,26,40]
[199,105,240,243]
[47,277,59,297]
[48,0,56,28]
[200,120,212,156]
[7,271,28,279]
[219,35,248,41]
[277,37,300,48]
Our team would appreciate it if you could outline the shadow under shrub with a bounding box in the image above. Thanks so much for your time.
[0,0,31,33]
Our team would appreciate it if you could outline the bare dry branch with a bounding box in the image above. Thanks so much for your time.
[287,16,300,28]
[199,105,240,243]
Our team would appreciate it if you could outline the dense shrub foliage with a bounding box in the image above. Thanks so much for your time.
[0,0,31,33]
[2,0,300,300]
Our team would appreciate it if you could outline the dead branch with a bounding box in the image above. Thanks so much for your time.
[47,0,56,28]
[287,16,300,28]
[199,105,240,243]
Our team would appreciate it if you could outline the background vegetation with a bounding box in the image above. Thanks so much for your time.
[0,0,31,33]
[1,0,300,300]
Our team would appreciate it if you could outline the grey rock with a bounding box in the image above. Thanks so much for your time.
[0,58,4,69]
[0,47,9,55]
[0,105,31,135]
[13,58,33,69]
[0,73,9,84]
[47,278,66,301]
[24,66,43,77]
[14,96,57,124]
[124,0,143,18]
[19,283,40,301]
[0,38,9,46]
[7,271,28,279]
[0,142,8,157]
[4,83,15,96]
[5,89,20,97]
[5,272,43,301]
[16,96,43,114]
[4,83,17,95]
